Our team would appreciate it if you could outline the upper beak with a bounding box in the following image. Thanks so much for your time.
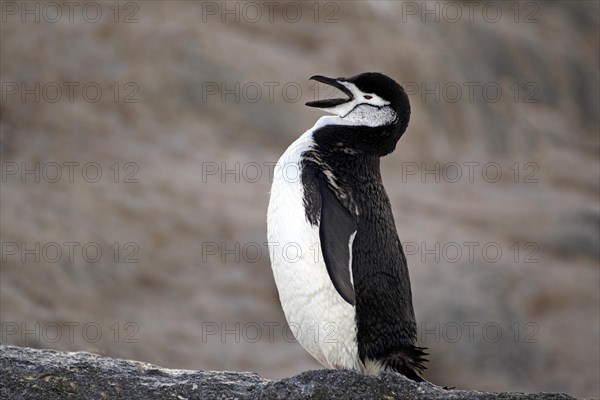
[305,75,354,108]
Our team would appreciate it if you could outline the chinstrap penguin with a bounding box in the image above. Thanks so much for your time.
[267,72,427,381]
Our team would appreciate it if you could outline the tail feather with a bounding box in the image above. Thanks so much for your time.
[380,346,428,382]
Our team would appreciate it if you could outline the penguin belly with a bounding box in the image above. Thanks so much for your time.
[267,130,361,371]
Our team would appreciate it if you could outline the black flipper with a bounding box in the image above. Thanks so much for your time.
[317,175,357,306]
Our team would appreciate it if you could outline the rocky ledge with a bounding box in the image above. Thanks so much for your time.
[0,345,576,399]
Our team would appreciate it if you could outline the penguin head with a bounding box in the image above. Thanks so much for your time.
[306,72,410,155]
[306,72,409,127]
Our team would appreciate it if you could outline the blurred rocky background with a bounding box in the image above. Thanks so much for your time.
[0,1,598,398]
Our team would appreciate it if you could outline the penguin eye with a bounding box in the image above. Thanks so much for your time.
[364,95,373,99]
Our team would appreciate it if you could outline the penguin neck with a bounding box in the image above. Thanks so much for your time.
[311,120,401,160]
[310,123,390,186]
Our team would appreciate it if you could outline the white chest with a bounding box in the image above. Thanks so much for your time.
[266,121,360,371]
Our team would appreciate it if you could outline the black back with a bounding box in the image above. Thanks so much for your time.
[300,73,427,379]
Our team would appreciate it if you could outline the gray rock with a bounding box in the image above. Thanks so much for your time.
[0,345,576,400]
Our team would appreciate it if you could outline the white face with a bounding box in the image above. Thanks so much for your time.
[316,81,397,126]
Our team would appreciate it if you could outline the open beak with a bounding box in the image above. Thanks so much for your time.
[305,75,354,108]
